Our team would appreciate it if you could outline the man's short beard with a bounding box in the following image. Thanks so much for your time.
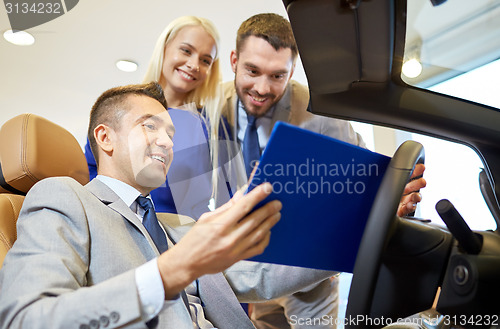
[234,79,281,119]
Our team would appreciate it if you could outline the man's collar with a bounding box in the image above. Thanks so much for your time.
[96,175,143,208]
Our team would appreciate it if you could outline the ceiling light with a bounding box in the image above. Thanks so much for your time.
[402,59,423,78]
[3,30,35,46]
[116,60,138,72]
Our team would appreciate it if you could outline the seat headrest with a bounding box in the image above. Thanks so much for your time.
[0,113,89,194]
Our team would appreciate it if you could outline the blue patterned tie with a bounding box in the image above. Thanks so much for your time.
[243,114,261,177]
[136,196,168,254]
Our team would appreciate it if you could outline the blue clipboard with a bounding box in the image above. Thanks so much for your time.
[247,122,391,272]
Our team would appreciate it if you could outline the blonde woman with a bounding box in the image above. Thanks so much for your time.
[85,16,230,218]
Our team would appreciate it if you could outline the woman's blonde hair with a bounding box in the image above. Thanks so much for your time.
[143,16,227,204]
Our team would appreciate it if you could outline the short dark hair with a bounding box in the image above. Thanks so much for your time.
[87,82,167,166]
[236,13,298,60]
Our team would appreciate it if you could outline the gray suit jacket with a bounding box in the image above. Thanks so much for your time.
[0,177,332,329]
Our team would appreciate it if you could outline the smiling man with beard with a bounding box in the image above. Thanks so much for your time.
[221,13,426,329]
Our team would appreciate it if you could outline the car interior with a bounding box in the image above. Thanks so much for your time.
[284,0,500,327]
[1,0,499,328]
[0,113,89,267]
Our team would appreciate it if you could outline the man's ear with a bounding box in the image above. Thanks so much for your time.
[94,124,114,153]
[230,50,238,73]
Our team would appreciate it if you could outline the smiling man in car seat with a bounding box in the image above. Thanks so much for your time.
[0,82,337,329]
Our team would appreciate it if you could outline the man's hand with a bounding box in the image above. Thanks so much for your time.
[397,163,426,217]
[157,182,281,299]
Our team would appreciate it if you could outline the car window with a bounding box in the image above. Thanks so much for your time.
[351,122,496,231]
[396,0,500,230]
[410,132,496,231]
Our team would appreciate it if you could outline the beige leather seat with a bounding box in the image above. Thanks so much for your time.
[0,113,89,268]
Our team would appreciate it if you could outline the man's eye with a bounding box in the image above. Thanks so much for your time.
[143,123,156,130]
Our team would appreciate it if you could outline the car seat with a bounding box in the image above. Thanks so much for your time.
[0,113,89,267]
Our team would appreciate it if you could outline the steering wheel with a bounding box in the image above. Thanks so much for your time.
[345,140,424,328]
